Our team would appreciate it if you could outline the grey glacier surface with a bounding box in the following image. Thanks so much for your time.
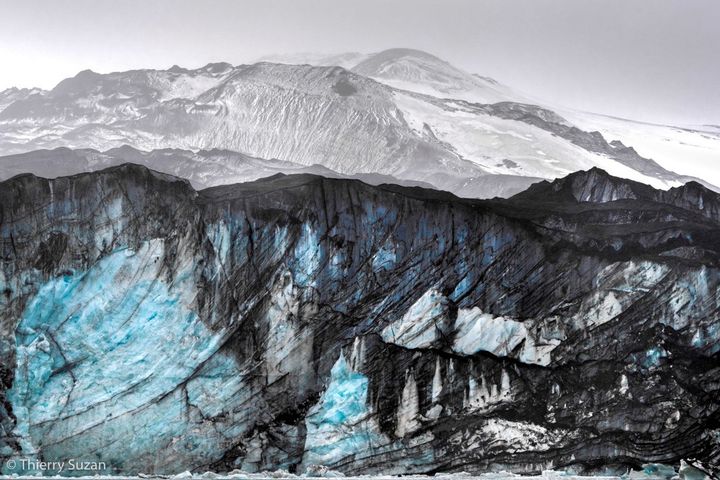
[0,49,714,199]
[0,166,718,476]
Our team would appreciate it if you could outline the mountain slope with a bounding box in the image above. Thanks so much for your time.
[0,63,489,191]
[0,166,718,475]
[0,87,46,113]
[348,48,720,189]
[391,92,709,190]
[510,167,720,224]
[0,50,712,198]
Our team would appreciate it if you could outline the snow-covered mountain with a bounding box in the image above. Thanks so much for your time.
[0,87,46,113]
[347,49,720,188]
[0,48,715,197]
[0,63,486,190]
[352,48,531,104]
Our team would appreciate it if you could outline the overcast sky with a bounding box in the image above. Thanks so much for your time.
[0,0,718,124]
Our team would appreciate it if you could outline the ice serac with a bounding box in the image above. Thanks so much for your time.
[380,288,449,348]
[0,165,719,476]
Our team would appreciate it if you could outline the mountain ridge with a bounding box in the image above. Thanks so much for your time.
[5,161,720,237]
[0,145,437,191]
[0,49,715,198]
[510,167,720,223]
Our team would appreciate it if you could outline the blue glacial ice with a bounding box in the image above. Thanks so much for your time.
[302,352,388,468]
[291,223,322,287]
[6,239,253,474]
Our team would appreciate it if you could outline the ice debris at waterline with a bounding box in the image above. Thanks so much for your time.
[0,464,710,480]
[1,166,719,475]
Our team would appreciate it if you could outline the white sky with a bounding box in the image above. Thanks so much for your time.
[0,0,718,125]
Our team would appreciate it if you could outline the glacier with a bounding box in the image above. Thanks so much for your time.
[0,166,719,476]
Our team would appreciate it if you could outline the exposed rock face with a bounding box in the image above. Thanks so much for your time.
[0,166,718,476]
[513,167,720,223]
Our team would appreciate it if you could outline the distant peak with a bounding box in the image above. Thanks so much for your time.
[167,63,233,74]
[352,48,451,73]
[512,168,655,204]
[201,62,233,74]
[106,144,144,155]
[77,162,194,187]
[75,69,99,77]
[682,180,706,190]
[564,168,657,203]
[371,48,447,63]
[51,69,103,95]
[584,166,611,175]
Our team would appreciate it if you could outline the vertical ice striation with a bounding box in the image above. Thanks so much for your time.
[465,376,485,411]
[500,369,512,400]
[431,357,443,403]
[619,374,630,397]
[425,358,444,420]
[395,371,421,438]
[292,223,323,287]
[206,220,232,266]
[264,270,310,385]
[465,370,511,412]
[350,336,366,371]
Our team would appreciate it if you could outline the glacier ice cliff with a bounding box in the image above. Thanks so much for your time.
[0,165,719,476]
